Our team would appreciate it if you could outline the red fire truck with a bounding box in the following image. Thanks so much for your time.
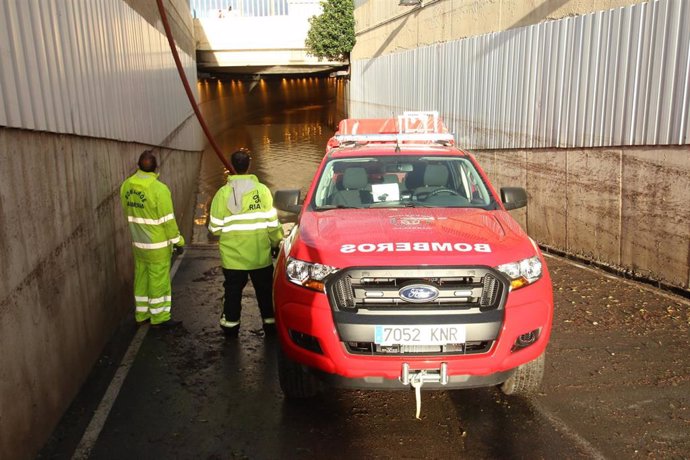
[273,112,553,405]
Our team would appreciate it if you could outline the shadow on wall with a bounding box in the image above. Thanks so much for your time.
[507,0,574,30]
[479,0,573,56]
[363,0,574,66]
[364,12,416,71]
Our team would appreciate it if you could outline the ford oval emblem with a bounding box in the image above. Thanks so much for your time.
[399,284,439,303]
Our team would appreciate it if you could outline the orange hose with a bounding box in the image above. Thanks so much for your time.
[155,0,235,174]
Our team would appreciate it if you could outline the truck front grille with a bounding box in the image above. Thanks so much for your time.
[327,266,506,312]
[325,267,507,357]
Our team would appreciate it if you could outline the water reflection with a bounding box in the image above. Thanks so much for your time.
[193,76,348,243]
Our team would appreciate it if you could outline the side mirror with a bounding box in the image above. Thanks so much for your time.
[274,189,302,214]
[500,187,528,210]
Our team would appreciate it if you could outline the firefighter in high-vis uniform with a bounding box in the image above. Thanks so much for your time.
[120,150,185,327]
[208,149,284,336]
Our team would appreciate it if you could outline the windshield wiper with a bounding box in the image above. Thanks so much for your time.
[317,204,361,210]
[404,201,434,208]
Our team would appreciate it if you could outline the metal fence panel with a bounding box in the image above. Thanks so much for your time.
[350,0,690,149]
[0,0,200,151]
[189,0,290,18]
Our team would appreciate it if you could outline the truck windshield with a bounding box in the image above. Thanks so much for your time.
[312,155,497,210]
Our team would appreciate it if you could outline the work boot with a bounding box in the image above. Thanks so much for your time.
[222,326,239,337]
[152,319,182,328]
[262,318,276,336]
[220,314,240,338]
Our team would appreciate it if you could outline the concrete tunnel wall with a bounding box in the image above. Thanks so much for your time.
[474,145,690,289]
[350,0,690,292]
[0,1,202,458]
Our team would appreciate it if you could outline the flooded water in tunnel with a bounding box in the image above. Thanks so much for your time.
[192,76,348,244]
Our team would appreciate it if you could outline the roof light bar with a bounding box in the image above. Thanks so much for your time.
[334,132,455,144]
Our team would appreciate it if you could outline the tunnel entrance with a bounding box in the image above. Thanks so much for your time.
[193,75,348,243]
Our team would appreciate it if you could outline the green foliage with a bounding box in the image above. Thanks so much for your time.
[305,0,355,62]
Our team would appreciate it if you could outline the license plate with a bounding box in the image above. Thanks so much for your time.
[374,324,466,345]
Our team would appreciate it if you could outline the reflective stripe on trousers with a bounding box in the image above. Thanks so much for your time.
[134,257,172,324]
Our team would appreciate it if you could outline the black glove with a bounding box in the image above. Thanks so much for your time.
[271,246,280,259]
[174,245,185,256]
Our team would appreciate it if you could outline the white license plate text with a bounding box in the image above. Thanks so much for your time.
[374,324,466,345]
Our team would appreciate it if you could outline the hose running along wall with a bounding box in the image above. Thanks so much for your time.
[156,0,236,174]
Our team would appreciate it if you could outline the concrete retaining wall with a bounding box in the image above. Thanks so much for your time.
[474,145,690,290]
[0,127,200,460]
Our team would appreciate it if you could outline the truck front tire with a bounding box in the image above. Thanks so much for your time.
[500,352,545,396]
[278,348,320,399]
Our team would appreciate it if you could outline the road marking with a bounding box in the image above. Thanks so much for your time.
[530,400,607,460]
[71,253,186,460]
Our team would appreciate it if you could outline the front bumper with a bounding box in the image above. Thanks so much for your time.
[274,270,553,390]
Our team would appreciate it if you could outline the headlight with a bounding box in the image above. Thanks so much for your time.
[496,256,543,290]
[286,257,338,292]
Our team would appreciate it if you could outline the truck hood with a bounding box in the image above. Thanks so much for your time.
[289,208,538,268]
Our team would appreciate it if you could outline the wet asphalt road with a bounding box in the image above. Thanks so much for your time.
[45,246,688,459]
[83,247,593,460]
[39,245,690,459]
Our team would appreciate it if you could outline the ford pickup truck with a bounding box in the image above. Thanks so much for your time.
[272,112,553,405]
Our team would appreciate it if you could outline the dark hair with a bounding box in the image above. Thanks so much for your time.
[230,149,251,174]
[138,150,157,172]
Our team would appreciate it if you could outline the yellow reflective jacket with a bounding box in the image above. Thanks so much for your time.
[208,174,283,270]
[120,170,185,263]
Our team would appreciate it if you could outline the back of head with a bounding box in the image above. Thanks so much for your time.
[138,150,157,173]
[230,149,251,174]
[404,164,425,190]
